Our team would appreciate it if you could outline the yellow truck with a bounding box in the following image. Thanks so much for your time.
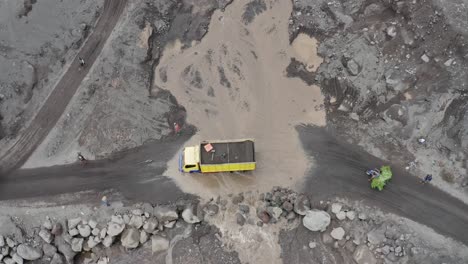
[179,139,256,173]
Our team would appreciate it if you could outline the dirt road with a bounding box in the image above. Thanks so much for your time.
[0,0,127,174]
[298,125,468,244]
[0,134,191,203]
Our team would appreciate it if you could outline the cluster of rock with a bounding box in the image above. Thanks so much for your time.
[0,203,212,264]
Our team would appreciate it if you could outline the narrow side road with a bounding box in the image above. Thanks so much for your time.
[298,125,468,245]
[0,0,127,174]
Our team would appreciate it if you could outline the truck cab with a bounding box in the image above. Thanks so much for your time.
[179,145,201,173]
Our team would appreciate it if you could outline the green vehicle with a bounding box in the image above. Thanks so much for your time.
[366,166,393,191]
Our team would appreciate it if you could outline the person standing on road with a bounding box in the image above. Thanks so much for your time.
[79,57,85,67]
[421,174,433,184]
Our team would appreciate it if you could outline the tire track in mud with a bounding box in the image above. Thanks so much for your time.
[0,0,127,175]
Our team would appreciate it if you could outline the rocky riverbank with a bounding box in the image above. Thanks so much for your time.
[1,187,466,264]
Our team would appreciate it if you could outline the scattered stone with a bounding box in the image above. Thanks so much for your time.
[336,211,346,220]
[3,257,15,264]
[154,207,178,222]
[111,215,125,225]
[97,257,110,264]
[12,253,23,264]
[331,203,342,214]
[350,113,359,121]
[140,231,148,244]
[386,26,397,38]
[232,193,244,204]
[92,228,100,236]
[39,229,53,244]
[144,212,150,218]
[444,58,453,66]
[100,228,107,240]
[151,236,169,253]
[182,208,201,224]
[55,236,76,264]
[303,210,331,232]
[331,227,345,240]
[42,243,57,257]
[129,215,144,229]
[267,207,283,220]
[257,211,270,224]
[358,213,367,220]
[346,211,356,220]
[67,218,81,230]
[87,236,100,249]
[69,228,79,237]
[385,225,399,240]
[0,236,4,247]
[121,228,140,249]
[236,213,246,226]
[143,218,159,233]
[294,194,310,215]
[51,223,63,236]
[88,219,98,229]
[43,218,53,230]
[103,236,114,248]
[78,224,91,237]
[6,237,16,248]
[367,229,386,245]
[107,223,125,237]
[395,246,402,253]
[71,238,84,252]
[308,242,317,249]
[353,245,377,264]
[286,211,296,220]
[50,253,65,264]
[132,209,143,216]
[205,204,219,216]
[282,201,293,212]
[381,245,390,255]
[164,221,176,229]
[421,54,430,63]
[239,204,250,214]
[346,59,360,75]
[123,215,131,224]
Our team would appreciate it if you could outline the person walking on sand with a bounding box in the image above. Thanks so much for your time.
[79,57,85,67]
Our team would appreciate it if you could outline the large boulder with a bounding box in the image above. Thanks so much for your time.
[0,235,4,247]
[111,215,125,225]
[102,236,115,248]
[120,228,140,249]
[267,207,283,220]
[331,227,345,240]
[54,236,76,264]
[331,203,342,215]
[39,229,53,244]
[182,208,201,224]
[77,224,91,238]
[67,218,81,230]
[16,244,43,260]
[12,253,23,264]
[140,231,148,244]
[154,207,178,222]
[143,218,158,233]
[107,223,124,237]
[50,253,65,264]
[42,243,57,257]
[302,210,331,232]
[129,215,144,229]
[151,236,169,253]
[353,245,377,264]
[294,194,310,215]
[71,238,84,252]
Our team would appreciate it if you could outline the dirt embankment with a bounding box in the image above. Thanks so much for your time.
[288,0,468,200]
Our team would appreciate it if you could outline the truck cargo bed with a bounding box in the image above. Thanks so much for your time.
[200,140,255,165]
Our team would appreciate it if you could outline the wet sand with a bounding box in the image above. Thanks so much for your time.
[155,0,325,198]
